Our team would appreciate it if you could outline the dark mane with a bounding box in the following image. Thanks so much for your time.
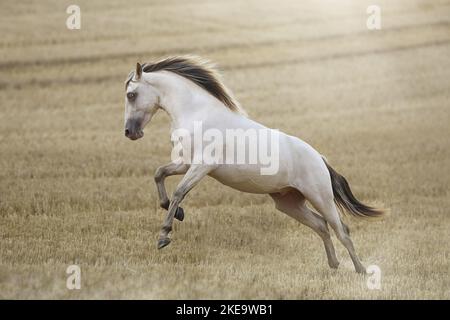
[125,56,244,114]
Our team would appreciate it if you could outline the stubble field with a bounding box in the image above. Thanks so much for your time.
[0,0,449,299]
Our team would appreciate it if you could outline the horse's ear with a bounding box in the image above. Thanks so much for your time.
[135,62,143,80]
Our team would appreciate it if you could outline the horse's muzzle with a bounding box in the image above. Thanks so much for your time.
[125,129,144,140]
[125,119,144,140]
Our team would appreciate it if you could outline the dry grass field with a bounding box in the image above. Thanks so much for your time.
[0,0,449,299]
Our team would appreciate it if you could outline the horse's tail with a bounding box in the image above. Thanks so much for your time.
[323,157,384,218]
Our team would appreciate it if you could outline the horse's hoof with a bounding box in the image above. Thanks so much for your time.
[356,266,367,274]
[328,261,340,269]
[157,238,171,250]
[175,207,184,221]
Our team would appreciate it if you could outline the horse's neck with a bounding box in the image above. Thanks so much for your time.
[146,71,232,131]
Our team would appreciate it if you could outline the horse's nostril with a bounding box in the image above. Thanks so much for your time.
[125,129,130,136]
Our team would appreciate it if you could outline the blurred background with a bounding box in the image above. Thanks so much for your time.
[0,0,449,299]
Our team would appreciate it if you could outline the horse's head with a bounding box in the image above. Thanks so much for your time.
[124,63,159,140]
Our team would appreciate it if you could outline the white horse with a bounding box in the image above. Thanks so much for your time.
[124,56,383,273]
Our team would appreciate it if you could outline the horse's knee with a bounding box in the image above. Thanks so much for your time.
[154,167,166,183]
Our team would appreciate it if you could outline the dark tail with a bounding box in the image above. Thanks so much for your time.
[323,158,383,218]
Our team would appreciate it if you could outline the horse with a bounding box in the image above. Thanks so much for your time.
[123,56,383,273]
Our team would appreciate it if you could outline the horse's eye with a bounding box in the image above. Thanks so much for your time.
[127,92,137,100]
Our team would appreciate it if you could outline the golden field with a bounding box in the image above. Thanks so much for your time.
[0,0,449,299]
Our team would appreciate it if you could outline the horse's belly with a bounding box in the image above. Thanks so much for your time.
[208,165,287,194]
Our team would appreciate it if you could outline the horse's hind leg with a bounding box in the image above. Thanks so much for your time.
[270,191,340,269]
[305,190,366,274]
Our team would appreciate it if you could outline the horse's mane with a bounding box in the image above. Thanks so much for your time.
[125,56,246,115]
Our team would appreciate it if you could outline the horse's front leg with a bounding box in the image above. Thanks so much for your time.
[154,161,189,221]
[157,165,213,249]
